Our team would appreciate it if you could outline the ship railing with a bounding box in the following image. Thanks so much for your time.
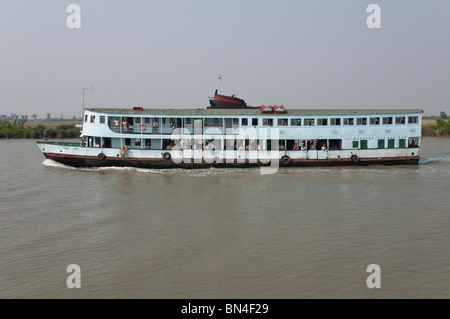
[107,124,235,135]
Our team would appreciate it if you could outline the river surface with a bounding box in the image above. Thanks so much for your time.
[1,137,449,298]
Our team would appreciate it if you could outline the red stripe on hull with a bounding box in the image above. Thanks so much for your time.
[44,152,419,168]
[213,96,243,105]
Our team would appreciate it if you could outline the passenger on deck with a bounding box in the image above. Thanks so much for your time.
[321,144,327,151]
[293,143,298,151]
[145,141,151,150]
[114,118,120,133]
[301,143,306,151]
[122,119,128,132]
[279,142,285,151]
[166,141,175,150]
[152,117,159,134]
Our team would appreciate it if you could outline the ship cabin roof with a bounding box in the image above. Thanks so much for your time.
[86,108,423,116]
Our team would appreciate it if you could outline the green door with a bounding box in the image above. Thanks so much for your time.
[388,139,395,148]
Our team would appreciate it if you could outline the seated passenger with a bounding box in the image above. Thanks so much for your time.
[166,142,175,150]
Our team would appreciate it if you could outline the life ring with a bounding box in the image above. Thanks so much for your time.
[97,152,106,160]
[139,124,147,131]
[351,154,359,163]
[280,155,291,165]
[120,145,128,157]
[163,152,171,160]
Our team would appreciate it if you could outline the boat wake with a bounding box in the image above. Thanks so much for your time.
[418,157,450,165]
[42,159,78,170]
[43,159,156,172]
[41,159,255,176]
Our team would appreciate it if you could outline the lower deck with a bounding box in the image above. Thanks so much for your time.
[37,141,420,169]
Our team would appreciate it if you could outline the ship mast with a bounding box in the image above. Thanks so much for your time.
[215,68,225,94]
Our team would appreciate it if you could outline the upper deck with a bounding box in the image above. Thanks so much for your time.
[82,107,423,139]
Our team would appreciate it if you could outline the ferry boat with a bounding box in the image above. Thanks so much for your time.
[37,75,422,169]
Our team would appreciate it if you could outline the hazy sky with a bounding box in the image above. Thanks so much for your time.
[0,0,449,118]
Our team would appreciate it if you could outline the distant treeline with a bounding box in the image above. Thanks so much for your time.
[422,119,450,137]
[1,116,449,138]
[0,119,80,139]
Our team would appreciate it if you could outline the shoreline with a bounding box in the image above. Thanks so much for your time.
[23,120,81,128]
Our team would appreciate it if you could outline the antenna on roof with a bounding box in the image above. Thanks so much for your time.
[81,85,95,116]
[215,68,225,94]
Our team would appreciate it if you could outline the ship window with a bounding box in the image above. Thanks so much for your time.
[90,115,95,123]
[162,118,166,124]
[290,119,301,126]
[305,118,315,126]
[408,116,419,124]
[360,140,368,149]
[85,115,88,122]
[317,118,328,126]
[135,117,141,124]
[185,118,192,125]
[352,141,359,148]
[233,118,239,125]
[263,118,273,126]
[214,118,219,125]
[408,137,419,147]
[144,117,150,124]
[395,117,406,124]
[125,138,131,146]
[330,118,341,126]
[329,139,342,150]
[278,118,288,126]
[343,118,354,125]
[378,139,385,148]
[357,118,367,125]
[383,117,393,125]
[242,118,248,126]
[100,116,105,124]
[252,118,258,126]
[388,139,395,148]
[370,117,380,125]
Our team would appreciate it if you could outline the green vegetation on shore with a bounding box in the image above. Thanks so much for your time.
[422,119,450,137]
[0,119,80,139]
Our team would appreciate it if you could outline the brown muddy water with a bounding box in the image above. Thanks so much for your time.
[0,137,449,298]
